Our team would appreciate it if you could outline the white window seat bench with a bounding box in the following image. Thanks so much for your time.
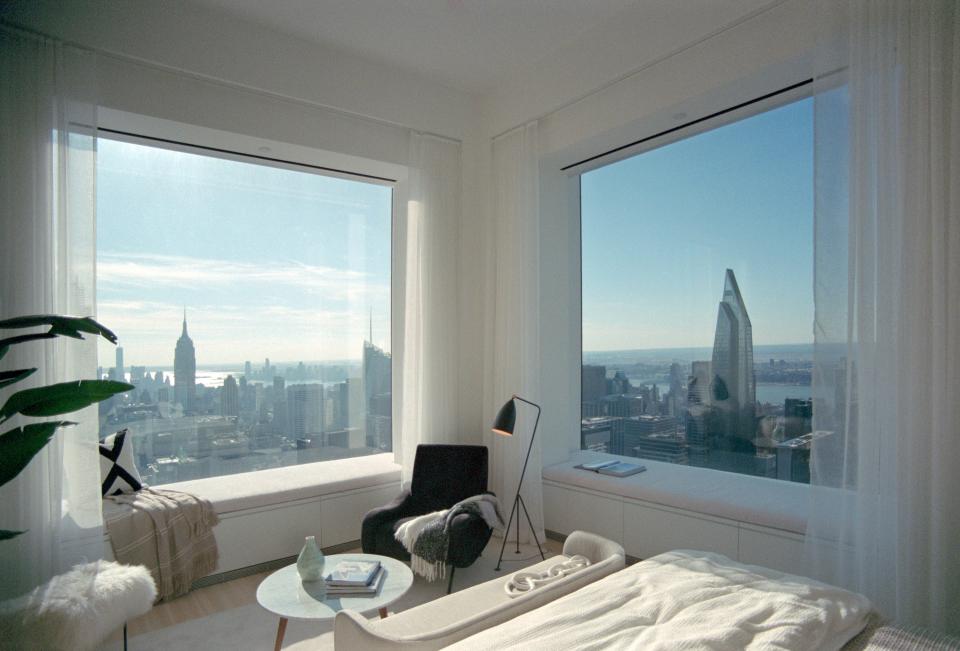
[542,451,810,576]
[102,453,402,576]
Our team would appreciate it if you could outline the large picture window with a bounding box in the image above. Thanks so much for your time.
[580,93,814,483]
[96,134,393,484]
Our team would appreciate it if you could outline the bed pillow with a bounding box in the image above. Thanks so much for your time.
[99,429,143,496]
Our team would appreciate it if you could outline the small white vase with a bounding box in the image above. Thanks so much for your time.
[297,535,325,582]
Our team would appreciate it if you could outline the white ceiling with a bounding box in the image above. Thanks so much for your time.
[190,0,776,94]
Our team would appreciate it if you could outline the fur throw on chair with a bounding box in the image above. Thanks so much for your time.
[0,560,156,651]
[395,493,505,581]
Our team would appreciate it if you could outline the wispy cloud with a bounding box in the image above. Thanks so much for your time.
[99,252,388,304]
[102,252,363,286]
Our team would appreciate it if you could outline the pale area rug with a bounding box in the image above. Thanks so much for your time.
[100,541,553,651]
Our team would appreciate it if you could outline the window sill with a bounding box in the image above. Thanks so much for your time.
[543,450,807,534]
[107,453,401,516]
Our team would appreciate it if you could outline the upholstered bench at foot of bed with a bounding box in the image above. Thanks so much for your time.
[332,530,625,651]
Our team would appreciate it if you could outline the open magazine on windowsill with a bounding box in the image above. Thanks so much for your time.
[575,460,647,477]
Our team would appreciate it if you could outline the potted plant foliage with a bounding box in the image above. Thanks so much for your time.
[0,315,133,540]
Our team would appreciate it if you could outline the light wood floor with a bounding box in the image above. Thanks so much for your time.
[124,538,564,637]
[128,567,275,636]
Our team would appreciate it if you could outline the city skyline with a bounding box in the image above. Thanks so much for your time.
[101,315,385,391]
[97,307,393,486]
[581,268,814,483]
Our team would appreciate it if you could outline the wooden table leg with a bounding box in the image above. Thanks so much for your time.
[378,607,388,618]
[273,617,288,651]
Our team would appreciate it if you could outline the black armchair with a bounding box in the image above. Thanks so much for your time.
[361,444,493,593]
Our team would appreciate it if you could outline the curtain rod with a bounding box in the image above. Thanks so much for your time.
[99,127,398,184]
[488,0,793,143]
[0,20,462,147]
[562,77,812,172]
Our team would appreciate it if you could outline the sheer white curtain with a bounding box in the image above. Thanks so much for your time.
[0,29,101,599]
[806,0,960,633]
[483,122,544,544]
[398,132,462,483]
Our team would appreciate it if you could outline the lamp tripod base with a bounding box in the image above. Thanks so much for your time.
[494,492,545,571]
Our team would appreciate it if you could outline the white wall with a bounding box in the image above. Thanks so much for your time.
[455,125,488,445]
[2,0,475,140]
[474,0,816,466]
[483,0,779,140]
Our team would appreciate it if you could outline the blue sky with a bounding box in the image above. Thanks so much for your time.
[582,96,813,352]
[97,139,392,367]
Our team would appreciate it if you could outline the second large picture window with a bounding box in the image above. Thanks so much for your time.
[580,94,815,483]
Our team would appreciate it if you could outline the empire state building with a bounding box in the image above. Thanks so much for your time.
[174,310,197,414]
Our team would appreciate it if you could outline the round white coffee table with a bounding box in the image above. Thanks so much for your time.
[257,553,413,650]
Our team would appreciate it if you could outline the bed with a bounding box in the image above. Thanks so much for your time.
[445,550,957,651]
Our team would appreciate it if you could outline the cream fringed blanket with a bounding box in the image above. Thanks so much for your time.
[104,488,219,600]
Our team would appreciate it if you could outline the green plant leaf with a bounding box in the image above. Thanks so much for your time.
[0,529,25,541]
[0,368,37,390]
[0,380,133,421]
[0,421,75,488]
[0,315,119,344]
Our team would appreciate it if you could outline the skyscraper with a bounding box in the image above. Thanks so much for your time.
[625,415,686,463]
[685,360,713,457]
[221,374,239,417]
[687,361,713,405]
[581,417,615,453]
[581,365,607,402]
[174,310,197,414]
[272,376,286,434]
[363,338,392,450]
[710,269,756,443]
[668,363,685,398]
[115,346,125,383]
[286,384,324,439]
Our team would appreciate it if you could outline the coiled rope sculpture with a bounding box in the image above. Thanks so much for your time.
[504,554,592,597]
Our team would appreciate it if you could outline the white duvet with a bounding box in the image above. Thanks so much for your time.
[447,550,872,651]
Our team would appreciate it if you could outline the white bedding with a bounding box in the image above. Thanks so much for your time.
[447,550,872,651]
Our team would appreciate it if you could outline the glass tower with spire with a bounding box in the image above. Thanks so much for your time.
[174,310,197,414]
[710,269,756,444]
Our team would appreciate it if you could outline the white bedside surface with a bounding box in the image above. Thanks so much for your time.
[256,554,414,622]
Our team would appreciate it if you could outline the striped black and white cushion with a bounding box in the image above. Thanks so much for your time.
[99,429,143,496]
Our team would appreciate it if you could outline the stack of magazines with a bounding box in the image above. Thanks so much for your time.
[324,559,386,596]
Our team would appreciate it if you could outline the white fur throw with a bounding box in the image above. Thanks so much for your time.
[0,560,156,651]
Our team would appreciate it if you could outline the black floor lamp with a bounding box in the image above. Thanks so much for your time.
[492,394,546,571]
